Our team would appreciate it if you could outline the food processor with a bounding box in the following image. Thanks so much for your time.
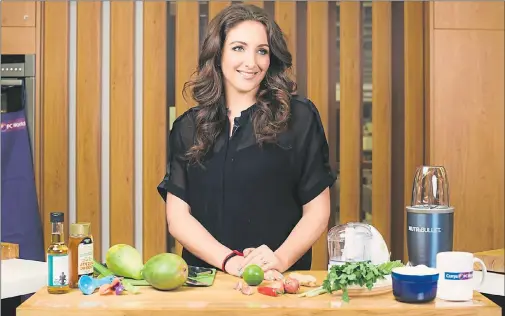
[327,222,390,270]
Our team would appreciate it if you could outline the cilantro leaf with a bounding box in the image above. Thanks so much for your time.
[321,260,404,303]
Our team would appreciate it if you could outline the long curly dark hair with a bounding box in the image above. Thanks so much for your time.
[182,3,296,165]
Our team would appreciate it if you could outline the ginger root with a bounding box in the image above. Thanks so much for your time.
[288,272,318,287]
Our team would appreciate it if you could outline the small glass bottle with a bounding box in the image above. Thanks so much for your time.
[68,222,94,288]
[47,212,70,294]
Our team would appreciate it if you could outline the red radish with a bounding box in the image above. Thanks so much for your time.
[283,277,300,294]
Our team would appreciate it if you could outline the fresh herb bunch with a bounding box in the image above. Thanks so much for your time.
[298,260,404,302]
[323,260,403,302]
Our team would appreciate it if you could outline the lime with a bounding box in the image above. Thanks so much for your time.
[242,264,264,286]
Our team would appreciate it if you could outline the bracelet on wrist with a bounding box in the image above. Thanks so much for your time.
[221,250,244,272]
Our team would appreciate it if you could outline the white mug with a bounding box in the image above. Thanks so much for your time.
[436,251,487,301]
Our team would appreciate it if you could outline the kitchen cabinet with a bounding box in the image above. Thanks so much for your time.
[1,2,36,27]
[1,27,36,54]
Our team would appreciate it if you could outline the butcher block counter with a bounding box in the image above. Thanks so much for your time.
[17,271,501,316]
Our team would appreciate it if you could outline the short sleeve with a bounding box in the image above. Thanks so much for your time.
[157,119,190,203]
[296,105,336,205]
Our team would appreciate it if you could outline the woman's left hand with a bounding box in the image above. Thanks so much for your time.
[239,245,286,273]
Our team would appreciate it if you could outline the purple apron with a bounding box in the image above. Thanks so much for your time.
[1,107,45,262]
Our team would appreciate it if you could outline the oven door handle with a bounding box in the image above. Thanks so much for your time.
[1,79,23,86]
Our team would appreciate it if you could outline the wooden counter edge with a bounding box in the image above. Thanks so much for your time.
[16,288,502,316]
[1,242,19,259]
[16,305,503,316]
[474,249,504,273]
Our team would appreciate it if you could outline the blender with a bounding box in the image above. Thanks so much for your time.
[406,166,454,268]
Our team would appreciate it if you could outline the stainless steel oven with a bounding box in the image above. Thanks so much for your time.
[1,54,36,156]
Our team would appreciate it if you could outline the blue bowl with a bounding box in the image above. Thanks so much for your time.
[392,266,439,303]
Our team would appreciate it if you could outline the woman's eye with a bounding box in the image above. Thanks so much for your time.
[232,46,244,52]
[258,49,269,55]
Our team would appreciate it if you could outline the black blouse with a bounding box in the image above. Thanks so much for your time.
[157,95,336,271]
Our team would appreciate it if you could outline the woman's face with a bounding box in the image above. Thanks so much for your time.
[221,20,270,97]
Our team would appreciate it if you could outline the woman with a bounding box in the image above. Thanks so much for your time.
[157,4,336,277]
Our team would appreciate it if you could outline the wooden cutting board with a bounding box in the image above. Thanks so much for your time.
[17,271,502,316]
[474,249,504,273]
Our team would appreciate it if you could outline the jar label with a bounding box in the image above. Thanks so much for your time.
[78,237,94,275]
[48,254,69,287]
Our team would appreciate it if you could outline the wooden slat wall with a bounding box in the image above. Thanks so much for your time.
[371,1,392,248]
[34,0,43,217]
[390,1,406,262]
[142,1,168,262]
[424,1,431,165]
[42,1,69,249]
[403,2,425,261]
[244,1,264,9]
[209,1,230,20]
[174,2,199,256]
[306,1,329,271]
[76,1,102,261]
[110,1,135,247]
[274,1,296,81]
[34,0,428,268]
[175,2,199,118]
[339,2,362,224]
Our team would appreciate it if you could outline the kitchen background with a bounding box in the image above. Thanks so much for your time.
[1,1,503,270]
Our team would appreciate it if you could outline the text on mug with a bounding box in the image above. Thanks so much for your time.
[444,272,473,280]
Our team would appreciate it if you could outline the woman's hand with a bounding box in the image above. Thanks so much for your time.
[224,255,245,277]
[240,245,287,273]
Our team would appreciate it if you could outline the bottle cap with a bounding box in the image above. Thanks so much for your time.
[70,223,91,236]
[50,212,64,223]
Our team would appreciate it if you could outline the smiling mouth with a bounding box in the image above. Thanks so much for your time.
[237,70,258,79]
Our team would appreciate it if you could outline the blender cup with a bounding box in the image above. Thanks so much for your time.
[407,166,454,268]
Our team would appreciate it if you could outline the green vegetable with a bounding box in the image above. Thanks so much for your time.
[124,279,150,286]
[93,260,113,277]
[93,260,140,294]
[298,260,404,302]
[105,244,144,280]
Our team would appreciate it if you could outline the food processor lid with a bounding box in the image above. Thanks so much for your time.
[327,222,374,262]
[327,222,373,241]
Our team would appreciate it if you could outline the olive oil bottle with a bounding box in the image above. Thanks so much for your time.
[47,212,70,294]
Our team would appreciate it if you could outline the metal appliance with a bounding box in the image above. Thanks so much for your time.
[1,54,36,157]
[406,166,454,268]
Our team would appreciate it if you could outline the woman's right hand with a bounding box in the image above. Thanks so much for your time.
[224,255,245,277]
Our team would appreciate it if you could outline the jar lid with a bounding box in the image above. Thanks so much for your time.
[50,212,64,223]
[70,222,91,236]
